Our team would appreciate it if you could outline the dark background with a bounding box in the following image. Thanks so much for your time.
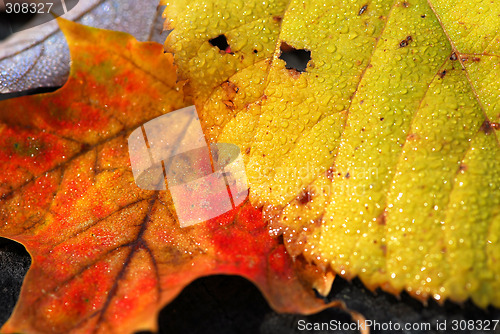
[1,9,500,334]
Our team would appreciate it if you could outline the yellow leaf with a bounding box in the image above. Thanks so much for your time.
[164,0,500,307]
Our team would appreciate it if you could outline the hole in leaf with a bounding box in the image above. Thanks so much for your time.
[209,34,230,52]
[279,42,311,73]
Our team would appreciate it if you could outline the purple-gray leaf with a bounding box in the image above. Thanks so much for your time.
[0,0,166,96]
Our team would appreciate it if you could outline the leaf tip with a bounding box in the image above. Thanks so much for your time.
[56,17,78,37]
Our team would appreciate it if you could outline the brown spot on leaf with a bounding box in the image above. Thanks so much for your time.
[358,4,368,15]
[223,100,235,109]
[459,164,468,172]
[450,52,458,61]
[399,36,412,47]
[221,81,239,110]
[245,147,251,154]
[311,214,324,227]
[222,81,239,98]
[273,16,283,22]
[480,120,499,134]
[407,133,420,141]
[376,212,387,226]
[297,188,313,205]
[326,166,336,180]
[439,70,447,79]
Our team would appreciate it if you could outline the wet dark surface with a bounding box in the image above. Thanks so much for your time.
[0,10,37,40]
[0,0,79,38]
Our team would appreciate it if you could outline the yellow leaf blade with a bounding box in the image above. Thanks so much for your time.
[165,0,500,307]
